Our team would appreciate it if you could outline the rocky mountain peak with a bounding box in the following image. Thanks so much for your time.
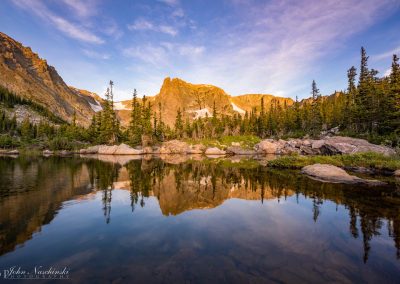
[0,32,96,126]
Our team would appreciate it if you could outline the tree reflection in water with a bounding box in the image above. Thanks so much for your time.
[0,156,399,264]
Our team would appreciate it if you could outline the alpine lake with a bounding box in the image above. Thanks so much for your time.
[0,154,399,283]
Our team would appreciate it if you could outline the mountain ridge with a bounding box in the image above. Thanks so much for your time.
[0,32,293,127]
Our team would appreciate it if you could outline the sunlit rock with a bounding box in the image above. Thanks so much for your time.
[205,147,226,155]
[159,140,189,154]
[114,144,143,155]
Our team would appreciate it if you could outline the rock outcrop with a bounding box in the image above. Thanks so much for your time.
[80,144,142,155]
[255,136,395,156]
[159,140,189,154]
[0,149,19,155]
[0,32,96,126]
[301,164,386,186]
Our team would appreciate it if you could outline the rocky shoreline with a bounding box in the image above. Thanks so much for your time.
[1,136,399,183]
[77,135,395,157]
[0,136,396,156]
[1,135,395,157]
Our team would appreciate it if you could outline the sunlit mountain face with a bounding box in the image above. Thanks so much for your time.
[0,156,399,282]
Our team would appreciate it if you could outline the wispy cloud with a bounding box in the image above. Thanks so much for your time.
[159,25,178,36]
[82,49,110,60]
[158,0,179,7]
[11,0,104,44]
[123,42,205,66]
[123,44,168,66]
[373,46,400,60]
[128,18,154,31]
[188,0,399,97]
[61,0,97,18]
[172,8,184,18]
[102,19,124,39]
[128,18,178,36]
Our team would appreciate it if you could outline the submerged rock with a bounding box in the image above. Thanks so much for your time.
[59,150,73,156]
[301,164,385,186]
[159,154,189,164]
[43,149,54,155]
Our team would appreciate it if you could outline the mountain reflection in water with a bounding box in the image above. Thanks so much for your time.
[0,156,399,283]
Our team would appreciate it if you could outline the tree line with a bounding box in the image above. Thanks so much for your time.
[122,47,399,146]
[0,47,399,149]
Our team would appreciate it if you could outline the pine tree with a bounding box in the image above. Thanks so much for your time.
[345,66,357,129]
[129,89,142,145]
[142,96,152,136]
[310,80,322,135]
[294,96,301,131]
[174,108,184,138]
[20,117,32,141]
[355,47,371,132]
[386,54,400,137]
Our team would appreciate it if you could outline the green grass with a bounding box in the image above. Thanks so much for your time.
[268,152,400,171]
[184,135,261,150]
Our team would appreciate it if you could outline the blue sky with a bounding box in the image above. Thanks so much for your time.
[1,0,400,100]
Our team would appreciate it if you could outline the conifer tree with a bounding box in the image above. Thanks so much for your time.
[174,108,184,138]
[129,89,142,145]
[310,80,322,135]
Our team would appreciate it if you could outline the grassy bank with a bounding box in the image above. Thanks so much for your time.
[268,152,400,171]
[184,135,261,150]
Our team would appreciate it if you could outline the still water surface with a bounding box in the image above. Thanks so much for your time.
[0,155,399,283]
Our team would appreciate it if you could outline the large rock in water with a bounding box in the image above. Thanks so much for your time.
[159,140,189,154]
[89,144,143,155]
[98,145,119,155]
[114,144,143,155]
[301,164,385,185]
[205,147,226,155]
[80,145,99,154]
[254,136,395,156]
[254,139,284,154]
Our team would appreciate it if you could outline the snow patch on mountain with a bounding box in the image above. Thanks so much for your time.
[89,100,103,112]
[114,102,130,110]
[188,108,212,119]
[231,102,246,114]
